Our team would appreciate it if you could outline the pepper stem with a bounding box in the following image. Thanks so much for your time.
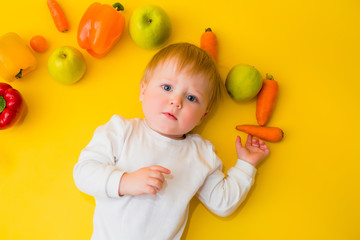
[266,73,274,80]
[15,69,23,79]
[112,2,124,11]
[0,96,6,113]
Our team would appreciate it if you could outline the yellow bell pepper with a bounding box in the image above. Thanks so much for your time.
[0,32,37,82]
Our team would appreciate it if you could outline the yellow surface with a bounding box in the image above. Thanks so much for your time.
[1,0,359,239]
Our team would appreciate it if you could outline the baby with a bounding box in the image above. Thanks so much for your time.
[74,42,269,240]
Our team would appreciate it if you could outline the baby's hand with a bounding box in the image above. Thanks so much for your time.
[118,165,171,196]
[235,134,270,167]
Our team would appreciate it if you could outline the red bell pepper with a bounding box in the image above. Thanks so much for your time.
[0,83,26,130]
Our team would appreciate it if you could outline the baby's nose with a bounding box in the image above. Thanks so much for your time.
[170,96,182,109]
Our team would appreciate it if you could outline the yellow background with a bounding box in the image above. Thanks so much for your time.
[1,0,359,239]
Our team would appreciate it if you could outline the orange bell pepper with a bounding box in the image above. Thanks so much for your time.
[77,2,125,58]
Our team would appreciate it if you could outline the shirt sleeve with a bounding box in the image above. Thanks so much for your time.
[73,115,127,199]
[196,153,257,217]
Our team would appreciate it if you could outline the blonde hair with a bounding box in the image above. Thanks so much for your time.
[141,42,222,111]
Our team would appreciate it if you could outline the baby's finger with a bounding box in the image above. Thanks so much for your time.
[149,170,165,183]
[245,134,253,147]
[235,136,243,148]
[149,165,171,175]
[147,178,163,191]
[260,142,270,153]
[260,145,269,151]
[144,185,157,195]
[236,135,241,144]
[252,138,260,147]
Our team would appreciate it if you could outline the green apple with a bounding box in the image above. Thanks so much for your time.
[225,64,263,102]
[129,5,172,49]
[47,46,86,84]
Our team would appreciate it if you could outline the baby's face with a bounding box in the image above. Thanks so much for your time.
[140,60,211,140]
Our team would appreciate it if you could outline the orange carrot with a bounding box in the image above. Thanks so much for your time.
[200,28,218,62]
[236,125,284,142]
[256,73,279,126]
[47,0,69,32]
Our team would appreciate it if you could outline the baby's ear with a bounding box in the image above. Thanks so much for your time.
[139,82,147,101]
[200,111,209,122]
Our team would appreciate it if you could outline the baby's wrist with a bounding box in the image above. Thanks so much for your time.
[118,172,128,196]
[235,159,258,178]
[242,159,257,168]
[238,156,258,168]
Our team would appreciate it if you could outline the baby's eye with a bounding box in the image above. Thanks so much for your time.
[162,85,172,91]
[186,95,197,102]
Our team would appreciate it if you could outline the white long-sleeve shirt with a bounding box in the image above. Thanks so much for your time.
[73,115,256,240]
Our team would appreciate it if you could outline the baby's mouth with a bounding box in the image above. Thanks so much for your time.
[163,112,177,120]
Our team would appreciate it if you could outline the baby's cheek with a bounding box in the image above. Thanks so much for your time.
[182,111,201,127]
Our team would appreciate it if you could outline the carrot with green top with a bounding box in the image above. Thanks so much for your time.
[256,73,279,126]
[236,125,284,142]
[200,28,218,62]
[47,0,69,32]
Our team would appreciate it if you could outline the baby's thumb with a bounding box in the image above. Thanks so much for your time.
[235,136,244,154]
